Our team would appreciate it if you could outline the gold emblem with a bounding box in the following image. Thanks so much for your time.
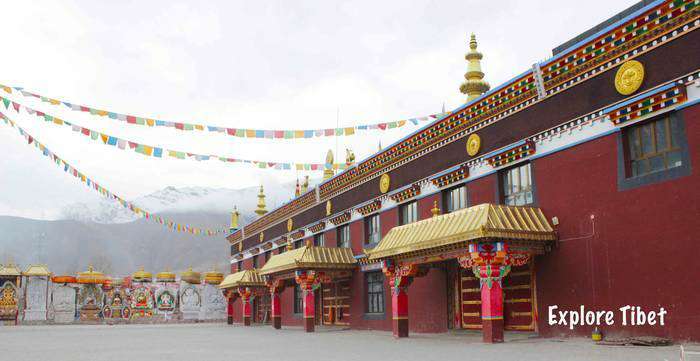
[326,200,332,216]
[379,173,391,194]
[615,60,644,95]
[259,232,264,243]
[466,133,481,156]
[287,218,293,232]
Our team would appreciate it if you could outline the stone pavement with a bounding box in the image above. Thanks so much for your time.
[0,323,680,361]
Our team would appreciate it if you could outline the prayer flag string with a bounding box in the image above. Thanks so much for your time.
[0,111,228,237]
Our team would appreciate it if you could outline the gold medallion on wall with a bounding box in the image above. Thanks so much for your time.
[379,173,391,194]
[287,218,293,232]
[326,200,332,216]
[615,60,644,95]
[466,133,481,156]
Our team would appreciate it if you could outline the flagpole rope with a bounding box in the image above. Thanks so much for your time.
[0,111,228,237]
[1,85,449,140]
[0,96,352,171]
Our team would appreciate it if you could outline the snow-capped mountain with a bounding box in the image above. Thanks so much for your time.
[58,181,312,224]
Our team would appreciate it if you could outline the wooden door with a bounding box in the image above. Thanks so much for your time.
[322,280,351,326]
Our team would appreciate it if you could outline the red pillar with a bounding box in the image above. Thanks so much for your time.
[238,288,252,326]
[476,264,507,343]
[226,293,234,325]
[295,270,318,333]
[390,278,410,337]
[271,289,281,329]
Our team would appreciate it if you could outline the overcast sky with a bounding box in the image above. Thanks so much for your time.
[0,0,638,219]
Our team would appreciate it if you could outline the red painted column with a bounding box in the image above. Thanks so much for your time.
[390,277,410,337]
[226,292,234,325]
[476,264,507,343]
[238,288,252,326]
[295,270,318,333]
[271,290,281,329]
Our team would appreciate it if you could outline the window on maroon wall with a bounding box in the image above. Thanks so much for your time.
[624,114,684,177]
[293,284,303,314]
[252,254,259,269]
[313,232,325,247]
[500,162,534,206]
[365,214,381,245]
[264,251,270,264]
[294,239,303,249]
[365,272,385,314]
[442,185,467,213]
[337,224,350,248]
[237,261,242,272]
[399,201,418,225]
[279,245,286,254]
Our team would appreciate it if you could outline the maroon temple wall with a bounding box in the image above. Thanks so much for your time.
[533,103,700,341]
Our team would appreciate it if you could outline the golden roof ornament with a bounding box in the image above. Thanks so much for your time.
[323,149,335,180]
[460,34,490,102]
[76,265,106,284]
[180,267,201,284]
[431,200,441,217]
[255,185,268,216]
[156,267,176,282]
[286,240,294,251]
[230,206,240,230]
[204,266,224,284]
[132,266,152,282]
[301,175,309,194]
[295,178,301,197]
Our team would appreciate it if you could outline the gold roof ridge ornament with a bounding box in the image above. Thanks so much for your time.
[460,33,490,102]
[301,175,309,194]
[255,185,267,216]
[431,200,441,217]
[230,206,240,230]
[323,149,335,180]
[615,60,645,95]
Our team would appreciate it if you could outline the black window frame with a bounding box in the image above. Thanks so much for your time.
[293,284,303,314]
[399,201,418,225]
[237,261,242,272]
[294,239,303,249]
[617,111,691,190]
[499,162,536,206]
[442,185,468,213]
[313,232,325,247]
[252,254,259,269]
[365,213,381,246]
[337,224,351,248]
[365,271,385,315]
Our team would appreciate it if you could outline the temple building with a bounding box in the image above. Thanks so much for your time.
[226,0,700,343]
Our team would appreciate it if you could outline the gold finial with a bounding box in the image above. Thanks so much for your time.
[255,185,267,216]
[431,200,441,217]
[230,206,240,230]
[305,238,313,248]
[323,149,335,180]
[286,240,294,251]
[301,175,309,194]
[295,178,301,197]
[460,33,490,102]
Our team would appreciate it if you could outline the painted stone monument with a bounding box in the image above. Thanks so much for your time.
[50,276,77,324]
[0,281,19,323]
[200,268,226,321]
[179,267,202,320]
[102,278,129,320]
[76,266,106,322]
[130,268,154,320]
[22,265,50,322]
[154,269,178,320]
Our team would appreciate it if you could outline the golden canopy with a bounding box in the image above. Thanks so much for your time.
[180,267,201,284]
[218,269,265,289]
[132,267,152,282]
[156,268,176,282]
[76,265,107,284]
[204,268,224,285]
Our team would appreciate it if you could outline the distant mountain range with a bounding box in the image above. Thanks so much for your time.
[0,182,308,275]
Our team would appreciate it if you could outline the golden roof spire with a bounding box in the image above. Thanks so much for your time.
[301,175,309,194]
[255,185,268,216]
[295,178,301,197]
[460,33,490,102]
[431,200,441,217]
[230,206,240,230]
[323,149,335,180]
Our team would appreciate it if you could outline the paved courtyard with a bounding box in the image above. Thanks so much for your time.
[0,323,681,361]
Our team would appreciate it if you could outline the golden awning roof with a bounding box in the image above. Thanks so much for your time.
[23,264,51,277]
[218,269,266,289]
[368,203,556,261]
[259,246,357,276]
[0,264,22,276]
